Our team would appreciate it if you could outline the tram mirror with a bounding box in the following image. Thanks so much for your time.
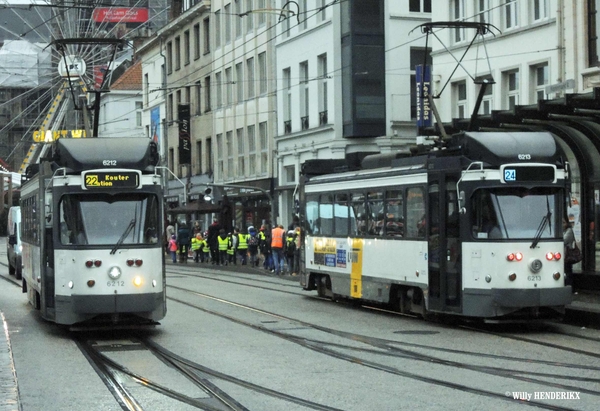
[204,187,213,202]
[45,203,52,223]
[458,191,466,215]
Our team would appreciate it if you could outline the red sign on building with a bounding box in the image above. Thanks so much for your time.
[92,8,149,23]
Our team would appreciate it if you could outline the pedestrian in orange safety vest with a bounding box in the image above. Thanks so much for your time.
[271,224,285,275]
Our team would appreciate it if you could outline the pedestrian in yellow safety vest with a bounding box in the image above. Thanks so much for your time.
[237,228,249,265]
[201,237,210,263]
[191,234,202,263]
[217,229,229,266]
[227,232,236,265]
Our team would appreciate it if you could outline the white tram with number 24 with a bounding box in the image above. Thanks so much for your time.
[300,132,573,320]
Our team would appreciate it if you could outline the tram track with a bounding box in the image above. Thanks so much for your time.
[74,332,345,411]
[167,267,600,361]
[167,284,599,410]
[75,334,251,411]
[458,324,600,360]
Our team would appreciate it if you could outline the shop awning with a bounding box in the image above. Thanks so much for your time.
[167,201,221,214]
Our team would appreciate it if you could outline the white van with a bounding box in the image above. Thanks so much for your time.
[6,206,22,279]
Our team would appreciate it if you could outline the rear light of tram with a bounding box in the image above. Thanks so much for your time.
[545,252,562,261]
[506,252,523,262]
[85,259,102,268]
[126,258,143,267]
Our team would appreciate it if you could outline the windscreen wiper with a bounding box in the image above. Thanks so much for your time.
[110,219,136,255]
[530,196,552,249]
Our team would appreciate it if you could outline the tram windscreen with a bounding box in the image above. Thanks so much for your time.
[471,187,561,240]
[59,193,160,245]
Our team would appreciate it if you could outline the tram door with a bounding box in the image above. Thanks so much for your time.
[427,174,461,313]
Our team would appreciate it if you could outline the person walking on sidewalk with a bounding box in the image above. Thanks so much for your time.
[284,230,296,275]
[259,225,273,270]
[191,234,202,263]
[292,226,301,275]
[237,227,249,265]
[247,226,260,267]
[227,231,236,265]
[177,222,191,263]
[200,235,210,263]
[208,218,222,265]
[168,235,178,263]
[217,229,229,266]
[271,224,285,275]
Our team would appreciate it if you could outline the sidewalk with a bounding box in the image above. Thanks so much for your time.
[565,290,600,326]
[0,313,19,411]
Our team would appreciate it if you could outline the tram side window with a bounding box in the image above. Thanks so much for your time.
[320,194,334,236]
[334,193,350,236]
[143,195,160,243]
[21,195,38,244]
[385,190,404,237]
[368,191,384,235]
[352,192,368,236]
[406,187,426,239]
[305,194,319,235]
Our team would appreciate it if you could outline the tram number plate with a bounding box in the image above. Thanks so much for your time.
[107,281,125,287]
[527,275,541,282]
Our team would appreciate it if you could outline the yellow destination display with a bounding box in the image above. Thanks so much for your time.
[83,170,140,189]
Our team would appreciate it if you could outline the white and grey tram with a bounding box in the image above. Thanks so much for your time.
[20,138,166,326]
[300,132,573,320]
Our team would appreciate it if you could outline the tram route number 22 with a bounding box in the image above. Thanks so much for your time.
[107,281,125,287]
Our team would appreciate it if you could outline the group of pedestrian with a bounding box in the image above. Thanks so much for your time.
[165,217,301,276]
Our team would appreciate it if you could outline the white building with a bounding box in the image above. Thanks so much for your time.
[98,61,145,138]
[429,0,599,122]
[275,1,431,226]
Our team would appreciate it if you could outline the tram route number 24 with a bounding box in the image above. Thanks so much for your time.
[107,281,125,287]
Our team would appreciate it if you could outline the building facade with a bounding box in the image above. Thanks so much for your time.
[275,0,431,228]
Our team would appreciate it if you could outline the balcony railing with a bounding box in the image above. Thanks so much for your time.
[284,120,291,134]
[301,116,309,130]
[319,110,328,125]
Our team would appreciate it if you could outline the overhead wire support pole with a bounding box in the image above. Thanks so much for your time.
[156,166,187,206]
[410,21,501,138]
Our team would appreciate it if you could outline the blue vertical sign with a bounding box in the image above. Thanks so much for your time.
[416,65,432,128]
[150,107,161,156]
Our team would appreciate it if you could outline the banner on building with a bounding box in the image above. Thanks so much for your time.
[416,65,432,128]
[92,8,149,23]
[178,104,191,164]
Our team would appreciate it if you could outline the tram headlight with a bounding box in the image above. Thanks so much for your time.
[553,272,561,281]
[108,266,122,280]
[133,276,143,287]
[485,275,492,283]
[508,272,517,281]
[546,252,554,261]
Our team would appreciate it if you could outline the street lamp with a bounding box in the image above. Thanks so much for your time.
[156,166,187,206]
[204,183,277,226]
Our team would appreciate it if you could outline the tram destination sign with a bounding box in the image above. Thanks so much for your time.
[500,164,556,183]
[82,169,141,189]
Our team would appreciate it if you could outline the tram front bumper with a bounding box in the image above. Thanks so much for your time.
[490,287,573,307]
[67,292,163,314]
